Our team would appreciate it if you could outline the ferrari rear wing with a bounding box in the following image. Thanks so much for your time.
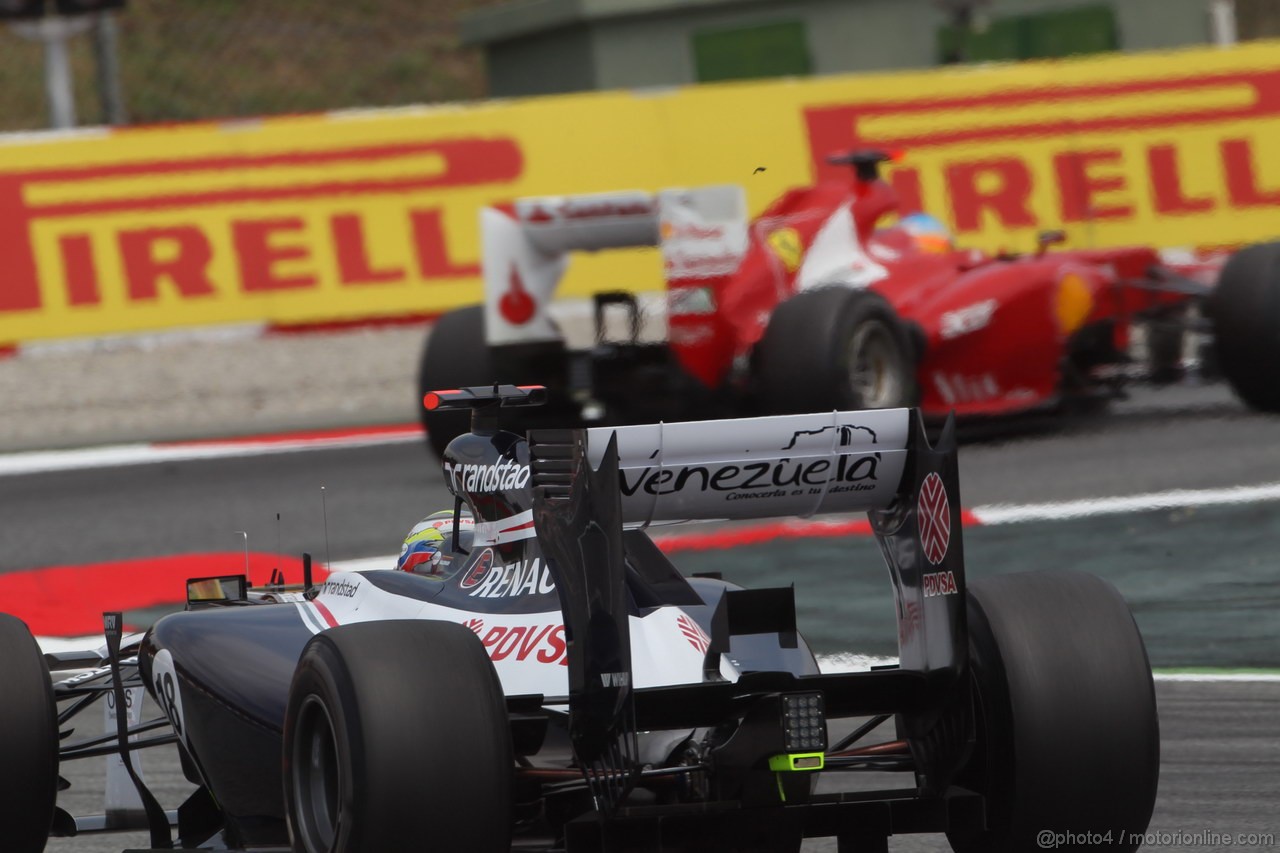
[480,186,748,347]
[528,407,969,811]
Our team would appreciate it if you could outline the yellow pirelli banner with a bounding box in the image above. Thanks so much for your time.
[4,39,1280,345]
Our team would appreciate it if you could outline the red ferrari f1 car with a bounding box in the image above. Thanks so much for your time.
[419,150,1280,455]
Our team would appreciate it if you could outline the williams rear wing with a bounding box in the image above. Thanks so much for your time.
[528,407,968,809]
[585,408,910,524]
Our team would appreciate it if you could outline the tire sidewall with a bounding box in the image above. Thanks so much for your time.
[835,295,915,410]
[0,614,60,853]
[283,621,513,853]
[284,637,365,853]
[950,572,1159,853]
[755,287,916,414]
[1208,242,1280,411]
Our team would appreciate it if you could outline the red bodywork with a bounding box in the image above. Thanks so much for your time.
[666,173,1222,418]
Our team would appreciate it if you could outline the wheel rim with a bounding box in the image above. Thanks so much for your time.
[292,695,341,853]
[846,321,903,408]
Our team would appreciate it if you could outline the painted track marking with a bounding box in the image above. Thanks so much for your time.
[0,424,422,476]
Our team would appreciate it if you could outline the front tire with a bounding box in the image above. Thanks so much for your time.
[0,613,59,853]
[948,571,1159,853]
[1207,241,1280,411]
[754,288,916,414]
[283,620,513,853]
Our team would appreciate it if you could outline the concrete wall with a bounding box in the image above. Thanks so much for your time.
[981,0,1215,51]
[486,24,599,98]
[592,0,949,90]
[467,0,1224,96]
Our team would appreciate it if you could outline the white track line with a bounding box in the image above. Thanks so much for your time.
[815,655,1280,681]
[1153,672,1280,682]
[0,432,421,476]
[971,482,1280,524]
[5,427,1279,524]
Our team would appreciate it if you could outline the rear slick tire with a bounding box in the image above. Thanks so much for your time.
[948,571,1159,853]
[1207,241,1280,412]
[0,613,59,853]
[283,620,513,853]
[754,287,915,414]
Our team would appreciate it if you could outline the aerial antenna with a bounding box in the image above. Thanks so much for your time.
[302,552,315,597]
[235,531,249,576]
[452,494,469,556]
[320,486,333,575]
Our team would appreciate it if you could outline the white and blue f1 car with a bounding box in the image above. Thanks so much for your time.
[1,385,1160,852]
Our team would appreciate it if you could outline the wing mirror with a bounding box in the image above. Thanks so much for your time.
[1037,230,1067,256]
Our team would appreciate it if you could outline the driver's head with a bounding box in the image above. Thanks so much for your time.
[396,509,475,578]
[900,213,953,254]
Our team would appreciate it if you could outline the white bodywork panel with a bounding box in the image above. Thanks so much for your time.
[295,574,714,699]
[796,205,889,291]
[587,408,911,525]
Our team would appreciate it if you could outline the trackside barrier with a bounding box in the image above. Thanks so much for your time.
[3,39,1280,345]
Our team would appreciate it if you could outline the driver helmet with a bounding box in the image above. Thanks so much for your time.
[899,212,953,254]
[396,509,475,579]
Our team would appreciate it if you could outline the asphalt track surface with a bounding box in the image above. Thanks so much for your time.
[8,382,1280,852]
[44,681,1280,853]
[4,384,1278,573]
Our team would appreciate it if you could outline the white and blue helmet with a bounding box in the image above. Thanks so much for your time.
[396,509,475,578]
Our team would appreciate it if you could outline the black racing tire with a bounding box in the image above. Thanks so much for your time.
[283,620,513,853]
[418,306,572,457]
[948,571,1159,853]
[1207,241,1280,411]
[0,613,59,853]
[754,287,916,414]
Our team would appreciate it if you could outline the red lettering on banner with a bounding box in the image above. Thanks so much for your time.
[1054,149,1132,222]
[0,137,521,317]
[803,70,1280,181]
[1221,138,1280,208]
[0,177,42,312]
[411,209,479,279]
[890,168,925,214]
[232,218,316,292]
[801,69,1280,235]
[59,234,100,306]
[946,159,1035,232]
[331,213,405,285]
[119,227,216,301]
[1149,145,1215,215]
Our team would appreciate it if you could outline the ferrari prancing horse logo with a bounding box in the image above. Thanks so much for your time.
[918,472,951,565]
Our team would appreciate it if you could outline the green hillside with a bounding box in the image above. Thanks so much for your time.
[0,0,505,132]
